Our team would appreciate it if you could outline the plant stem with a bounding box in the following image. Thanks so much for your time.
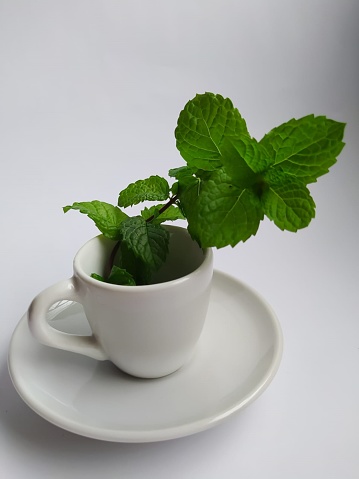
[144,194,178,223]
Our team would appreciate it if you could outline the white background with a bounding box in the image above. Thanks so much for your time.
[1,1,358,477]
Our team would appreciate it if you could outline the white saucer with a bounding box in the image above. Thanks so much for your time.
[8,270,283,443]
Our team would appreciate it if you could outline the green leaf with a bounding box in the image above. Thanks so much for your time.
[179,168,263,248]
[171,181,179,195]
[108,266,136,286]
[175,92,249,170]
[260,115,345,183]
[118,176,170,207]
[141,204,185,224]
[119,216,170,272]
[168,166,197,180]
[262,170,316,231]
[218,136,260,188]
[220,135,274,175]
[169,166,201,192]
[63,201,128,240]
[90,273,105,282]
[117,241,150,285]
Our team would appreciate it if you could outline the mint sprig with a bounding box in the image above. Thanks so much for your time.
[64,92,345,284]
[174,93,345,245]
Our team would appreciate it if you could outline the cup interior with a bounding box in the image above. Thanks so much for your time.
[75,226,208,285]
[152,226,206,284]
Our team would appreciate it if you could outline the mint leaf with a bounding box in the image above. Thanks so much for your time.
[169,166,200,192]
[119,216,170,272]
[91,267,136,285]
[179,168,263,247]
[63,201,128,240]
[118,176,170,207]
[218,137,261,188]
[220,135,273,175]
[108,266,136,286]
[260,115,345,183]
[90,273,105,282]
[168,166,198,180]
[175,92,249,170]
[116,241,150,285]
[262,170,315,231]
[141,204,185,224]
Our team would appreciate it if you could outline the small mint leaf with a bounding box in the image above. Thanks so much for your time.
[90,273,105,282]
[260,115,345,183]
[175,92,249,170]
[179,168,263,248]
[108,266,136,286]
[118,176,170,208]
[63,201,128,240]
[173,170,201,193]
[262,170,315,231]
[168,166,197,179]
[119,216,170,272]
[141,204,185,224]
[171,181,179,195]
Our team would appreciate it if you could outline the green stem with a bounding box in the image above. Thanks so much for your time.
[144,194,178,223]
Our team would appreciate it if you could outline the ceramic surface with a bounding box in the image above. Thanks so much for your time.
[27,228,213,378]
[8,271,283,442]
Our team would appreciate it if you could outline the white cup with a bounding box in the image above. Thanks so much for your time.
[28,226,213,378]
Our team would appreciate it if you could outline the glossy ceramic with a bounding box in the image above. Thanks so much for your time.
[27,227,213,378]
[9,271,283,442]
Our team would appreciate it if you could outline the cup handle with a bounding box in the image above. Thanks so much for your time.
[27,278,108,361]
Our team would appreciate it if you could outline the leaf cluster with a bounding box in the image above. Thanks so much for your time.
[63,176,184,285]
[64,92,345,284]
[172,93,345,247]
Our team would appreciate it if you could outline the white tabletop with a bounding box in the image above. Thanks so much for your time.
[1,1,358,478]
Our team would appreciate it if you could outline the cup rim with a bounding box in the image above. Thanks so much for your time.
[73,227,213,292]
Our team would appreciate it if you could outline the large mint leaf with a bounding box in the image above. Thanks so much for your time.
[179,168,263,248]
[261,170,316,231]
[63,201,128,240]
[119,216,170,272]
[140,204,185,224]
[259,115,345,183]
[118,176,170,207]
[175,92,249,170]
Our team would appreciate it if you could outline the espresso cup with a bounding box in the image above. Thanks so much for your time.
[28,226,213,378]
